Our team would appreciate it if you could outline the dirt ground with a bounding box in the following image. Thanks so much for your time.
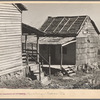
[0,69,100,89]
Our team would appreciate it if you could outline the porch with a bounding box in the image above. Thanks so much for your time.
[39,37,76,68]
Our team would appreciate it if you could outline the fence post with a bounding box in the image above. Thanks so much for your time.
[48,46,51,78]
[39,63,41,81]
[60,45,63,69]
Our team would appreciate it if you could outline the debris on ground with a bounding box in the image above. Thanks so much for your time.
[0,68,100,89]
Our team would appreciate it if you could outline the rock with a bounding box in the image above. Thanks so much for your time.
[58,71,63,76]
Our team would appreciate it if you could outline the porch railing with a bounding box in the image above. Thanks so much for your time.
[25,51,51,81]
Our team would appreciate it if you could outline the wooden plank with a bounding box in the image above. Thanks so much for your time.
[0,11,20,14]
[0,62,22,70]
[0,46,21,51]
[0,33,21,36]
[0,8,20,11]
[0,18,21,21]
[0,4,16,7]
[0,11,21,15]
[0,52,21,58]
[0,65,25,76]
[0,16,21,19]
[0,57,22,64]
[0,23,21,26]
[0,25,21,27]
[0,37,21,41]
[0,56,21,61]
[0,22,21,25]
[0,57,21,63]
[0,39,21,43]
[0,45,21,49]
[0,50,21,55]
[0,63,22,72]
[0,35,21,38]
[0,43,21,47]
[0,59,22,66]
[0,30,21,33]
[0,27,21,29]
[0,38,21,42]
[0,49,21,55]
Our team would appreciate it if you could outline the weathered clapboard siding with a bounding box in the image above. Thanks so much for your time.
[0,4,22,75]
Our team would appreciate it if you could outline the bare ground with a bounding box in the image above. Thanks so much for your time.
[0,70,100,89]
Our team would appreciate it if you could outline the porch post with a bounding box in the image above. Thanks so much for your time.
[37,35,39,63]
[48,46,51,78]
[37,35,41,81]
[25,35,27,53]
[31,43,33,56]
[25,35,28,65]
[60,44,63,69]
[24,35,29,77]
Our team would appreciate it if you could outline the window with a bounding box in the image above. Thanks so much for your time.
[98,49,100,55]
[63,47,67,54]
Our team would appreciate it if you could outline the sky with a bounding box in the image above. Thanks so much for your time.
[22,3,100,31]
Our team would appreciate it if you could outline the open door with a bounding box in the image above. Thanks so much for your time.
[50,45,56,65]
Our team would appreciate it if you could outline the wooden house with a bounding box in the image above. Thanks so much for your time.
[0,3,46,81]
[0,3,27,78]
[39,16,99,69]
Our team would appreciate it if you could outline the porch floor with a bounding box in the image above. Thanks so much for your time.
[42,65,75,70]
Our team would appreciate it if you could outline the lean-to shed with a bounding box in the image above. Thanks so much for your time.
[39,16,99,67]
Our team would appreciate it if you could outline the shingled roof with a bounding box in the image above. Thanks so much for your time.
[40,16,99,37]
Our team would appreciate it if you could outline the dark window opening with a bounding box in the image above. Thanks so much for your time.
[63,47,67,54]
[98,49,100,55]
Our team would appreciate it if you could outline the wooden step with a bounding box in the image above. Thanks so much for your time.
[62,65,76,76]
[29,64,38,71]
[67,70,74,74]
[34,71,39,75]
[69,73,76,76]
[22,53,26,56]
[22,57,26,60]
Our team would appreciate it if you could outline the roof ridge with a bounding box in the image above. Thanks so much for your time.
[48,15,88,18]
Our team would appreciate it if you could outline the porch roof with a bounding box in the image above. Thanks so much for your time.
[22,23,45,36]
[39,37,76,45]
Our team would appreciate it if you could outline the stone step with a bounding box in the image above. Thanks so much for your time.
[41,76,51,85]
[35,72,44,78]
